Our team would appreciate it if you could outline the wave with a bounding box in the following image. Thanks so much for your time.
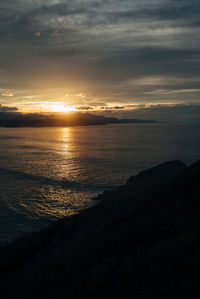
[0,167,112,191]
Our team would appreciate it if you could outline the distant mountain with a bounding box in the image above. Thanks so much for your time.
[0,112,158,127]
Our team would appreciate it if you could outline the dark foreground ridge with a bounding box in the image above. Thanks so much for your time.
[0,160,200,298]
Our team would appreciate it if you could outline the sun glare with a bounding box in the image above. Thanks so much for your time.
[48,103,76,112]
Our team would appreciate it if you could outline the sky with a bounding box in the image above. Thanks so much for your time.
[0,0,200,121]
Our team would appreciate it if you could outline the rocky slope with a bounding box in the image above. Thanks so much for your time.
[0,160,200,298]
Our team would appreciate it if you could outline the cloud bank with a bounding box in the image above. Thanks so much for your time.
[0,0,199,120]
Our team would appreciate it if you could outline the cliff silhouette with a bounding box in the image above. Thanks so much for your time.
[0,160,200,298]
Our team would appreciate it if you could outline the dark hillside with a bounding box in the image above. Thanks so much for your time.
[0,160,200,298]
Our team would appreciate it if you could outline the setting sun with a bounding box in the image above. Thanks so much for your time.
[48,102,76,112]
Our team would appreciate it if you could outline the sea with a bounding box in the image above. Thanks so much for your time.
[0,123,199,246]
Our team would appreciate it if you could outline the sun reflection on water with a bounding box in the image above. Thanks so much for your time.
[60,127,71,154]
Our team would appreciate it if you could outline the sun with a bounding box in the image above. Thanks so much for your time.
[48,102,76,112]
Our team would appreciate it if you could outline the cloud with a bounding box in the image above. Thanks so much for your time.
[109,103,200,123]
[145,89,200,95]
[101,106,125,110]
[2,91,14,97]
[76,106,94,110]
[0,104,18,112]
[76,93,86,98]
[0,0,199,109]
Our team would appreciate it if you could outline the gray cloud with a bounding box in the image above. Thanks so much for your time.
[76,106,94,110]
[0,0,199,115]
[102,104,200,123]
[101,106,125,110]
[133,104,200,123]
[0,104,18,112]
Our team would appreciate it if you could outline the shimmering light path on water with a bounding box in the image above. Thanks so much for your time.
[0,123,199,245]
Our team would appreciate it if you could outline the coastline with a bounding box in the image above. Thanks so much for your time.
[0,159,200,298]
[0,119,159,128]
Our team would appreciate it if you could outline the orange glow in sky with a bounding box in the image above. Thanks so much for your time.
[46,102,76,113]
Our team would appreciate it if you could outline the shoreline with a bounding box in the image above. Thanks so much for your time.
[0,159,199,297]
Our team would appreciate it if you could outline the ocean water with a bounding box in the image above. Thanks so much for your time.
[0,123,199,245]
